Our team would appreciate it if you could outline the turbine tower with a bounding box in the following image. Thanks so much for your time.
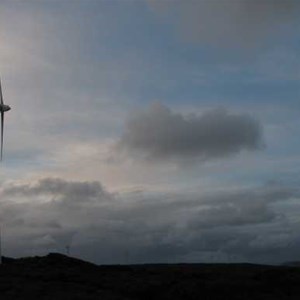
[0,78,11,161]
[0,227,2,264]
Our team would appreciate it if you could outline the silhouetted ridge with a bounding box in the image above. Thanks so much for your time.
[42,252,96,267]
[282,261,300,267]
[1,252,96,268]
[0,254,300,299]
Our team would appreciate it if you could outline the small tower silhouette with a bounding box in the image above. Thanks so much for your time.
[66,245,70,256]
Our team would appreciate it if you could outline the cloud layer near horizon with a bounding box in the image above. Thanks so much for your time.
[1,177,300,264]
[117,104,263,162]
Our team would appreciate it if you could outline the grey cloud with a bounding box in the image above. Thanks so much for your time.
[117,103,263,162]
[1,177,300,264]
[3,178,112,203]
[187,184,299,229]
[190,202,275,228]
[149,0,300,47]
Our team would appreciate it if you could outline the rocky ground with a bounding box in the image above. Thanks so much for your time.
[0,253,299,299]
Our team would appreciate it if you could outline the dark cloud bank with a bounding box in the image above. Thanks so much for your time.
[1,177,299,264]
[117,104,263,162]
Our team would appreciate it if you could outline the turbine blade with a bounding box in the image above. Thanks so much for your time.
[0,78,3,105]
[1,111,4,161]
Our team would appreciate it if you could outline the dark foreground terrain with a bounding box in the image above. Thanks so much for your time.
[0,253,300,299]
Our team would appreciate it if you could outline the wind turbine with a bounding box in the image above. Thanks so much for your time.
[0,78,11,161]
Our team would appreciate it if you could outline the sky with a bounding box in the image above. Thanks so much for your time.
[0,0,299,265]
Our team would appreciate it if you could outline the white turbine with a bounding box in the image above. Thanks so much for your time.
[0,78,11,161]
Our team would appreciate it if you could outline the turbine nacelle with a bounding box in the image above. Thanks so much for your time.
[1,105,10,112]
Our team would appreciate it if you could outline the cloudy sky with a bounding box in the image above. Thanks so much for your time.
[0,0,299,265]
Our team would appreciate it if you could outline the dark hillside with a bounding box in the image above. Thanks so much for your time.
[0,253,300,299]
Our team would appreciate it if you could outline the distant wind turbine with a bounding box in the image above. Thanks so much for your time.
[0,78,11,161]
